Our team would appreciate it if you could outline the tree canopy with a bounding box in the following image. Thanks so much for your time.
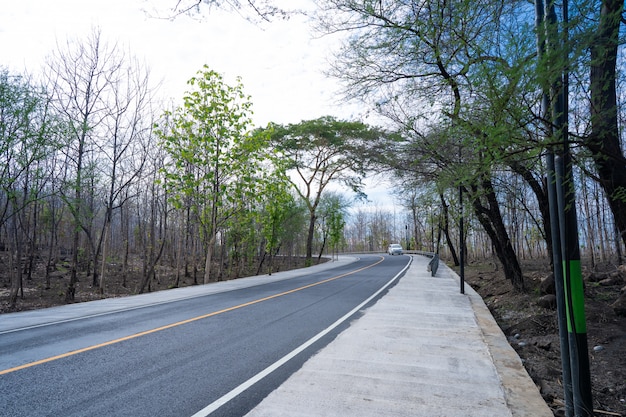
[267,115,393,264]
[156,66,272,283]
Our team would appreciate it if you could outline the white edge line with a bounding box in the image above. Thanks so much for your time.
[190,255,413,417]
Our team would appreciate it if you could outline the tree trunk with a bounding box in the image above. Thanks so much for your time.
[99,221,110,294]
[174,221,182,288]
[305,213,316,266]
[588,0,626,251]
[470,179,525,291]
[26,198,37,281]
[203,234,216,284]
[192,236,199,286]
[66,228,80,303]
[45,229,54,290]
[139,238,167,294]
[121,203,129,288]
[509,161,553,263]
[581,178,596,268]
[411,204,420,250]
[256,249,267,276]
[66,132,85,303]
[439,193,459,266]
[317,227,327,264]
[204,164,220,283]
[92,207,112,289]
[8,207,22,309]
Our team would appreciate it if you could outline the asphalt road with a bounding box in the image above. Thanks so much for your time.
[0,254,410,417]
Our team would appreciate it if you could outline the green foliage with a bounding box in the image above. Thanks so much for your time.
[155,65,270,240]
[267,115,389,205]
[318,191,350,251]
[318,1,546,188]
[611,186,626,204]
[257,170,296,253]
[262,115,386,260]
[0,68,62,212]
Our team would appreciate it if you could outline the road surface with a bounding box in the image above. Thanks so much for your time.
[0,254,410,417]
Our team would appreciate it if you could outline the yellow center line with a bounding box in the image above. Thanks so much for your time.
[1,257,384,376]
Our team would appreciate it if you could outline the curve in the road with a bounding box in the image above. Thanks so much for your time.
[190,255,411,417]
[1,256,386,377]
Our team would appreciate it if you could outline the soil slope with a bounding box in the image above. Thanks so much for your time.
[461,259,625,417]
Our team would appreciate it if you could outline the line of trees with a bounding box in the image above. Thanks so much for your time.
[3,0,625,310]
[314,0,625,292]
[0,28,397,310]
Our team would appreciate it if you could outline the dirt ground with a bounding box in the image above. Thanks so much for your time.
[0,255,314,313]
[459,258,626,417]
[2,255,624,416]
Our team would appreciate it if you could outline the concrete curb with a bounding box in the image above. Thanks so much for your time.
[438,262,553,417]
[246,255,553,417]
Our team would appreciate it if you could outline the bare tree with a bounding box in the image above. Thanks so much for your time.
[0,70,60,308]
[45,28,155,301]
[96,54,154,293]
[157,0,288,21]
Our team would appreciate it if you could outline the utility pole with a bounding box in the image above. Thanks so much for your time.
[559,3,593,413]
[459,184,464,294]
[538,1,593,415]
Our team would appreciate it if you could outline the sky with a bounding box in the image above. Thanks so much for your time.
[0,0,399,213]
[0,0,366,127]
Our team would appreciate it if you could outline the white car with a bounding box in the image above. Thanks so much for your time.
[387,244,403,255]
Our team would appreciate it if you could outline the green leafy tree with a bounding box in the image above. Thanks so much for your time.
[316,0,536,289]
[267,116,387,266]
[317,191,349,261]
[156,66,270,284]
[223,202,257,279]
[256,168,299,274]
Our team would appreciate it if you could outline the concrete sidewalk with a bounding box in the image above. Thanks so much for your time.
[245,255,552,417]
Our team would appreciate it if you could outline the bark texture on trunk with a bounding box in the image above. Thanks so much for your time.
[588,0,626,250]
[470,179,525,291]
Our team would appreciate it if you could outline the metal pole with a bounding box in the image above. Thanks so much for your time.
[459,185,464,294]
[559,0,593,414]
[547,151,574,417]
[555,152,593,416]
[405,224,409,250]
